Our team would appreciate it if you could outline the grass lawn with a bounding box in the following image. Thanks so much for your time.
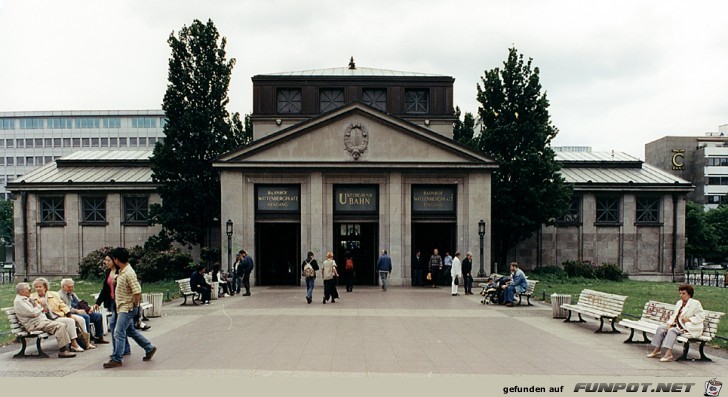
[0,278,181,346]
[527,275,728,349]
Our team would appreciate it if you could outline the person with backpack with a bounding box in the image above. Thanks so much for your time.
[343,252,355,292]
[301,251,319,304]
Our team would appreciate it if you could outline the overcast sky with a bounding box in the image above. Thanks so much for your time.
[1,0,726,159]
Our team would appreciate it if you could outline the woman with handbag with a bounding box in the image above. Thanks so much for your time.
[450,252,463,296]
[321,251,339,304]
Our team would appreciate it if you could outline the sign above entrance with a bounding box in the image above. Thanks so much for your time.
[334,185,378,213]
[412,185,456,213]
[256,185,300,213]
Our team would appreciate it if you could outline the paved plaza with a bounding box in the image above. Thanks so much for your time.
[1,285,726,378]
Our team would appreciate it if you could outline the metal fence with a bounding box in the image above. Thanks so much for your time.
[684,270,727,288]
[0,262,14,284]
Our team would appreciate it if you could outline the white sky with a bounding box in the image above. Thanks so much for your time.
[1,0,727,159]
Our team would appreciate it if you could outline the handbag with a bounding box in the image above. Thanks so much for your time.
[454,276,459,285]
[76,324,91,350]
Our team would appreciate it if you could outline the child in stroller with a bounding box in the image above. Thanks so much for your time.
[479,275,510,305]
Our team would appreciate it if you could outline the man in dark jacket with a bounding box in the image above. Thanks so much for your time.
[240,250,254,296]
[190,265,212,305]
[412,250,423,287]
[376,250,393,292]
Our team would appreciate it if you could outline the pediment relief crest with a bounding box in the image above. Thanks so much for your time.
[343,122,369,160]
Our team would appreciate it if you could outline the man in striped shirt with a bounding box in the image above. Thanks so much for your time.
[103,247,157,368]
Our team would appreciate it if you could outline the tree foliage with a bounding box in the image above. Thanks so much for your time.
[150,19,246,247]
[453,106,476,146]
[684,201,716,261]
[704,204,728,262]
[475,48,572,271]
[0,200,12,245]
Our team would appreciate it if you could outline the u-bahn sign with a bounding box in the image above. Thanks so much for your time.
[256,185,300,213]
[334,185,378,213]
[412,185,456,213]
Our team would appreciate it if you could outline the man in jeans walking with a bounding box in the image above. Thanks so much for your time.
[103,247,157,368]
[377,250,392,292]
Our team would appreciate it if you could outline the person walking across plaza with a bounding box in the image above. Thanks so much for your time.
[321,251,339,304]
[412,250,424,286]
[240,249,254,296]
[302,251,319,304]
[343,252,355,292]
[450,252,463,296]
[377,250,393,292]
[442,251,453,286]
[428,248,442,288]
[103,247,157,369]
[462,252,474,295]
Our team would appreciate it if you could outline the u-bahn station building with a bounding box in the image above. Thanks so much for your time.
[9,64,693,284]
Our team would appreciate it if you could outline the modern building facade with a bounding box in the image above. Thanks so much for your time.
[215,64,497,287]
[513,152,693,281]
[0,110,166,200]
[645,131,728,209]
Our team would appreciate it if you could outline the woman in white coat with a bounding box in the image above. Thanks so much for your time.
[450,252,463,296]
[647,284,705,362]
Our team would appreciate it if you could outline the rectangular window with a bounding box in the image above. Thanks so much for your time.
[0,118,15,130]
[102,117,121,128]
[149,137,157,145]
[101,138,108,147]
[82,138,90,147]
[123,196,149,223]
[63,138,71,148]
[405,89,430,114]
[40,196,65,224]
[44,138,51,147]
[73,138,80,147]
[110,137,118,147]
[47,118,73,129]
[558,196,581,224]
[119,137,127,146]
[19,118,43,129]
[16,157,24,166]
[25,157,34,166]
[707,195,721,204]
[0,158,4,166]
[636,197,660,223]
[75,117,99,129]
[362,88,387,112]
[131,117,157,128]
[708,177,720,185]
[35,156,43,165]
[35,138,43,147]
[16,139,24,148]
[91,138,99,147]
[0,177,5,185]
[276,88,302,114]
[44,156,52,164]
[130,137,138,146]
[319,88,345,113]
[6,157,13,166]
[25,138,33,148]
[160,118,167,128]
[139,137,147,146]
[82,196,107,223]
[54,138,61,147]
[595,196,620,224]
[5,139,12,148]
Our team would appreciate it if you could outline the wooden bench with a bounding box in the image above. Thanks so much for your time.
[2,307,50,358]
[560,289,628,333]
[515,279,539,306]
[618,300,725,362]
[175,278,199,306]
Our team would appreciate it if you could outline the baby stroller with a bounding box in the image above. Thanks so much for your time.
[479,275,509,305]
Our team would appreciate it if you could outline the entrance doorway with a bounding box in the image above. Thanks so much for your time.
[412,222,456,285]
[255,223,300,286]
[334,222,378,286]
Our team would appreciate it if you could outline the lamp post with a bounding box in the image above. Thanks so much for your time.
[477,219,486,277]
[226,219,233,274]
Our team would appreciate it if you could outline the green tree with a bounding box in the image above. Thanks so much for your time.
[684,201,717,264]
[704,204,728,262]
[475,48,572,271]
[0,200,13,247]
[150,19,245,247]
[453,106,476,147]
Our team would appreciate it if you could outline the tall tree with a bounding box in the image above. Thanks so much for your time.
[476,48,572,271]
[150,19,245,247]
[453,106,476,147]
[704,204,728,262]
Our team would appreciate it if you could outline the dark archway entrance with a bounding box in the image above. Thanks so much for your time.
[334,222,378,286]
[255,222,300,286]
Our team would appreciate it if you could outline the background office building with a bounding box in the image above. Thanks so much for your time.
[0,110,166,200]
[645,125,728,209]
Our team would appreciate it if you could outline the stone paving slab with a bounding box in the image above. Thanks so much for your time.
[0,286,725,378]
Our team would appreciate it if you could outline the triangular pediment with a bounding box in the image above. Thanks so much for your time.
[215,103,496,170]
